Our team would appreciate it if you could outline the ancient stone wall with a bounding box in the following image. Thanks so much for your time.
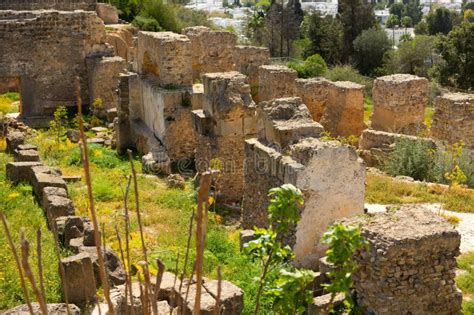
[192,72,256,204]
[257,65,297,102]
[136,31,192,88]
[431,92,474,149]
[0,10,112,126]
[242,97,365,268]
[95,3,118,24]
[182,26,236,81]
[233,45,270,90]
[0,0,97,10]
[371,74,428,135]
[105,25,137,64]
[295,78,331,122]
[349,206,462,314]
[320,81,366,137]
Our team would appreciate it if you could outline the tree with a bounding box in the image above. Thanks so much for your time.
[401,15,413,30]
[288,54,328,78]
[283,0,304,57]
[353,27,392,75]
[386,14,399,44]
[465,9,474,23]
[414,20,428,35]
[338,0,376,61]
[389,1,422,24]
[427,7,454,35]
[435,21,474,90]
[301,12,344,65]
[390,2,405,19]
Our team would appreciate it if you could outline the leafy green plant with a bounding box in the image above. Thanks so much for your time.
[244,184,316,314]
[322,223,368,312]
[288,54,328,78]
[48,106,68,144]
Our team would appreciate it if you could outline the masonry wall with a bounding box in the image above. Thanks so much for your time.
[0,10,111,126]
[233,45,270,90]
[295,78,331,122]
[431,92,474,149]
[257,65,297,103]
[0,0,97,10]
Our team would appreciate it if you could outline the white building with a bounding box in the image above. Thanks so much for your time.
[300,0,338,16]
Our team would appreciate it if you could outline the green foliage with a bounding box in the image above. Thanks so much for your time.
[414,20,429,35]
[322,223,368,312]
[427,7,455,35]
[386,14,399,28]
[401,15,413,28]
[49,106,68,144]
[353,27,392,75]
[324,65,373,95]
[288,54,328,78]
[434,21,474,90]
[132,15,162,31]
[389,1,422,24]
[68,144,129,170]
[0,93,19,114]
[267,184,304,233]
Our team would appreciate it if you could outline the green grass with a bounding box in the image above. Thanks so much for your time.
[364,96,373,124]
[0,153,62,309]
[0,92,20,114]
[456,252,474,313]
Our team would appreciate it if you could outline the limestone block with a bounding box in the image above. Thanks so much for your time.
[79,246,127,286]
[137,32,192,87]
[61,252,97,305]
[175,283,217,314]
[295,78,331,121]
[203,280,244,314]
[258,97,324,149]
[349,205,462,314]
[239,229,256,250]
[6,131,25,154]
[431,92,474,149]
[257,65,297,102]
[44,195,75,224]
[191,110,213,136]
[2,303,81,315]
[192,83,204,110]
[183,26,236,80]
[371,74,428,135]
[6,161,42,185]
[233,45,270,87]
[17,144,38,151]
[14,149,40,162]
[96,3,119,24]
[320,81,366,138]
[31,171,67,201]
[308,293,345,315]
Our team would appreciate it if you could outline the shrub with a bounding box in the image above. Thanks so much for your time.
[288,54,328,78]
[132,15,163,31]
[324,65,373,95]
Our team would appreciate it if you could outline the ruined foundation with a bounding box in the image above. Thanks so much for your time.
[257,65,297,102]
[431,92,474,149]
[371,74,428,135]
[349,205,462,314]
[192,71,257,205]
[295,78,331,122]
[242,97,365,268]
[233,45,270,91]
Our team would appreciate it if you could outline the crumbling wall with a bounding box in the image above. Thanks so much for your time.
[320,81,366,137]
[0,0,97,10]
[431,92,474,149]
[182,27,236,80]
[192,72,256,204]
[95,3,118,24]
[233,45,270,90]
[257,65,297,102]
[350,205,462,314]
[0,10,112,126]
[105,25,137,64]
[295,78,331,122]
[242,97,365,268]
[371,74,428,135]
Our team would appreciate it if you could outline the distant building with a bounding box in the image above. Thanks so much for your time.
[300,0,338,16]
[384,27,414,45]
[375,9,390,25]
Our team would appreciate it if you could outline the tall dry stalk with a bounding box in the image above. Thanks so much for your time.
[50,220,71,315]
[36,229,46,307]
[214,266,222,315]
[20,232,47,314]
[122,175,135,315]
[194,171,213,315]
[179,211,195,293]
[153,258,165,312]
[75,77,114,312]
[0,212,34,314]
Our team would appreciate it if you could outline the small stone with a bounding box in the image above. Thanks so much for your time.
[66,130,81,143]
[239,229,256,251]
[166,174,186,189]
[14,149,40,162]
[62,175,82,183]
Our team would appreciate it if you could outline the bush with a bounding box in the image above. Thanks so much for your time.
[132,15,163,31]
[288,54,327,78]
[324,65,373,95]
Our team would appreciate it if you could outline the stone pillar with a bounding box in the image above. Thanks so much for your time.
[257,65,297,102]
[320,81,366,138]
[431,92,474,149]
[192,71,257,205]
[61,252,97,305]
[233,45,270,94]
[116,73,135,155]
[182,26,237,80]
[350,205,462,314]
[295,78,331,122]
[371,74,428,135]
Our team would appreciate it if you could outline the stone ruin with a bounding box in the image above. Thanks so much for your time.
[0,0,124,126]
[242,97,366,268]
[371,74,428,135]
[257,65,297,102]
[347,205,462,314]
[431,92,474,149]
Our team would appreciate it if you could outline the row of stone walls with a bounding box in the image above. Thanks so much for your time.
[0,0,97,11]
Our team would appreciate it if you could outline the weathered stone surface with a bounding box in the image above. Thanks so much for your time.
[239,229,256,251]
[371,74,428,135]
[31,171,67,200]
[96,3,119,24]
[308,293,345,315]
[257,65,297,102]
[44,195,75,224]
[79,246,127,286]
[258,97,324,149]
[203,280,244,314]
[137,31,192,87]
[17,144,38,151]
[166,174,186,189]
[2,303,81,315]
[66,130,81,143]
[13,149,40,162]
[0,0,97,10]
[6,161,42,185]
[295,77,331,122]
[6,131,25,153]
[348,205,462,315]
[233,45,270,88]
[61,252,96,305]
[431,92,474,149]
[183,26,236,80]
[175,283,216,315]
[0,10,111,125]
[320,81,366,138]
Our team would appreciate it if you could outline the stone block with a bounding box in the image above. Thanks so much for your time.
[17,144,38,151]
[257,65,297,102]
[79,246,126,286]
[295,77,331,122]
[233,45,270,87]
[96,3,119,24]
[31,171,67,201]
[308,293,345,315]
[191,110,212,136]
[203,280,244,314]
[61,252,97,305]
[13,149,40,162]
[2,303,81,315]
[6,161,43,185]
[6,131,25,154]
[239,229,256,251]
[44,195,75,224]
[175,283,216,314]
[371,74,428,135]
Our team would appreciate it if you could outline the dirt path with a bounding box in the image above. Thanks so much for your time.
[365,203,474,253]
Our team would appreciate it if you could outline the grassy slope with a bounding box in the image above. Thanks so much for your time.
[457,252,474,313]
